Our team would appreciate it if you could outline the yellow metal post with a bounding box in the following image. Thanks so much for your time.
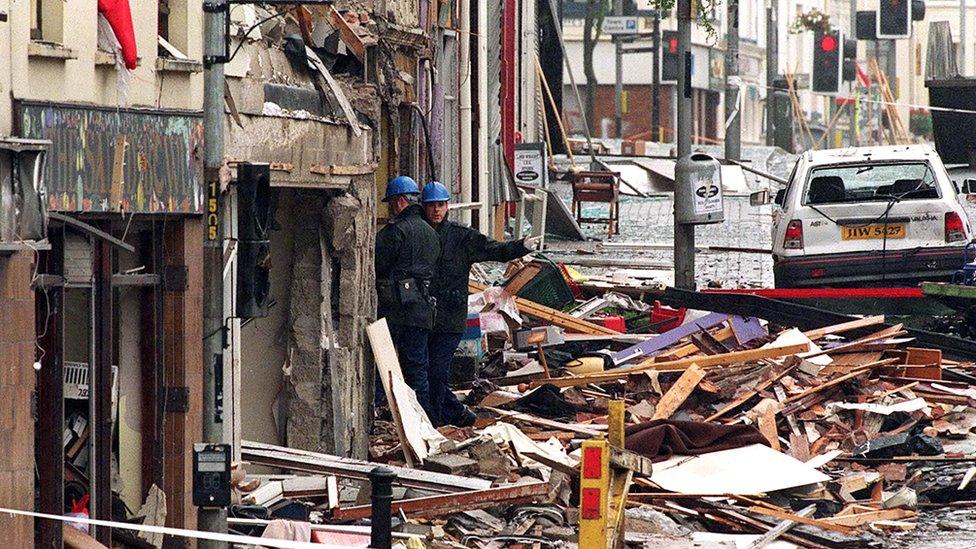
[608,399,625,448]
[578,439,611,547]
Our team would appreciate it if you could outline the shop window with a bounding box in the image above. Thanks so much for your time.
[31,0,64,43]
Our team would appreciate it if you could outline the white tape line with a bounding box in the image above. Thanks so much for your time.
[0,506,353,549]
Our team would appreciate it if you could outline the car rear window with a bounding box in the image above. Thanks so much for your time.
[803,162,940,205]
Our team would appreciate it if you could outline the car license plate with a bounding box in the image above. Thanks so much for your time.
[840,224,906,240]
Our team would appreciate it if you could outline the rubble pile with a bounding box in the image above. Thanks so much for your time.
[235,259,976,548]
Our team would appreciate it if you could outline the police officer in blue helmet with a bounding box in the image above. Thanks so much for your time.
[421,181,540,426]
[375,176,441,421]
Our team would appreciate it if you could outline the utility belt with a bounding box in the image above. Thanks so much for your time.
[378,277,435,309]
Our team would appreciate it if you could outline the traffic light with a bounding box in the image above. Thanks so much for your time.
[842,38,857,82]
[662,30,679,83]
[236,162,274,319]
[877,0,911,38]
[812,30,842,94]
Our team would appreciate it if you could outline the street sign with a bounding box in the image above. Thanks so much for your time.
[602,16,639,35]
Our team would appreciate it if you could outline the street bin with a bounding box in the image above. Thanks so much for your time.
[675,153,724,225]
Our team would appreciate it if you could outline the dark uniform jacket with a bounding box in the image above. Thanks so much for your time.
[376,204,440,329]
[431,220,528,333]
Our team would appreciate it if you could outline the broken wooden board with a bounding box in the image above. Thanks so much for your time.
[652,364,706,420]
[803,315,885,341]
[535,343,810,389]
[331,481,550,520]
[822,508,916,527]
[303,45,362,136]
[746,504,816,548]
[366,318,449,463]
[747,505,855,535]
[241,441,491,493]
[469,281,619,336]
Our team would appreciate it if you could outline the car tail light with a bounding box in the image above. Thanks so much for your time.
[783,220,804,250]
[946,212,967,243]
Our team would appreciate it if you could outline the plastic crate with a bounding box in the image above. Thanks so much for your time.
[514,257,576,310]
[64,361,118,403]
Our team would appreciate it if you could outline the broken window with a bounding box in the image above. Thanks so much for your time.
[158,0,190,59]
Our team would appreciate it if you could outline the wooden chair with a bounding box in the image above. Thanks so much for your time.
[568,170,621,237]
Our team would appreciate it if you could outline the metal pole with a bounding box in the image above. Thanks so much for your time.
[201,0,227,543]
[614,0,624,138]
[369,467,396,549]
[724,0,741,161]
[674,0,695,289]
[652,10,661,141]
[962,0,968,75]
[765,0,778,146]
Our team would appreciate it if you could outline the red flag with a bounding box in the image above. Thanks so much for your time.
[97,0,138,70]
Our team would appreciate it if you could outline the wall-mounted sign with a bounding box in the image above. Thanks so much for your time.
[513,143,548,187]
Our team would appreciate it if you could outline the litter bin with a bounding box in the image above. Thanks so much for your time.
[675,153,724,225]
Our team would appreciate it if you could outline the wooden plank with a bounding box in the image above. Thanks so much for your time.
[822,508,916,527]
[92,234,114,546]
[326,5,366,61]
[486,407,603,437]
[747,506,856,535]
[303,46,362,136]
[332,481,550,520]
[651,364,705,420]
[36,231,64,549]
[706,364,797,422]
[309,163,377,176]
[746,504,817,548]
[110,134,127,211]
[469,281,619,336]
[803,315,886,341]
[242,441,492,492]
[782,358,900,404]
[902,347,943,380]
[533,343,810,389]
[756,403,781,451]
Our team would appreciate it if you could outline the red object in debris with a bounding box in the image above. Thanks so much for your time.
[650,301,685,332]
[596,315,627,333]
[98,0,138,70]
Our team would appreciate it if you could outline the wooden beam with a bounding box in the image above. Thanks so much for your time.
[469,281,619,335]
[36,232,64,549]
[747,506,855,535]
[782,358,900,404]
[92,231,114,545]
[326,5,366,61]
[802,315,885,341]
[705,364,797,422]
[651,364,705,419]
[533,343,810,389]
[331,481,550,520]
[746,504,817,548]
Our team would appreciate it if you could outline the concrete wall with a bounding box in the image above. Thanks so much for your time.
[0,252,36,546]
[11,0,203,110]
[241,180,376,459]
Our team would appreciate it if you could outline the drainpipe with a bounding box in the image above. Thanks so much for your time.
[459,0,473,224]
[477,0,491,232]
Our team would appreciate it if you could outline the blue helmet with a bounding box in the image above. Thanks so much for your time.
[421,181,451,203]
[383,175,420,202]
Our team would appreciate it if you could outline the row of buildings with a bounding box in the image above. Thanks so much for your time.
[560,0,976,146]
[0,0,971,546]
[0,0,550,546]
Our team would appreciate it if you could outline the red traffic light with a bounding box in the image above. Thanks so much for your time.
[668,37,678,54]
[820,34,838,52]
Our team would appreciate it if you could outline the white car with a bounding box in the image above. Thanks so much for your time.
[766,145,973,288]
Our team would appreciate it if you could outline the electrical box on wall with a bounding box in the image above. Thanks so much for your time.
[0,138,51,246]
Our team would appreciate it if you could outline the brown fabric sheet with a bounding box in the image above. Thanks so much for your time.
[625,419,770,463]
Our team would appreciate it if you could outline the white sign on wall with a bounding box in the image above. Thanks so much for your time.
[513,143,547,187]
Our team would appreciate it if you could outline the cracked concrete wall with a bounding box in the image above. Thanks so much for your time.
[271,180,375,459]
